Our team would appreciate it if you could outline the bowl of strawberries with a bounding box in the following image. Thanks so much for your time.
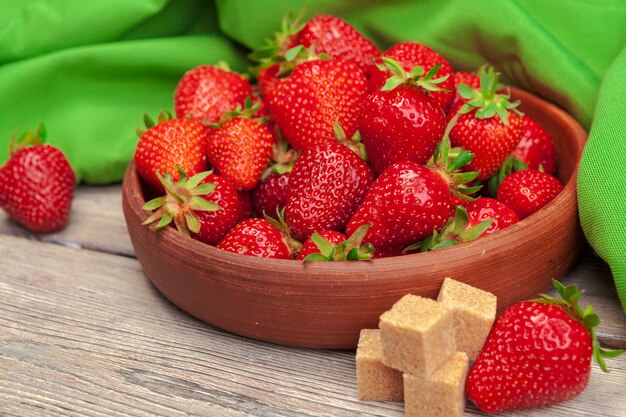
[122,14,587,349]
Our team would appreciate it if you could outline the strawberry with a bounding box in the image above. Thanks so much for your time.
[217,212,300,259]
[293,15,381,75]
[467,280,623,414]
[286,141,374,242]
[297,224,374,262]
[141,169,241,245]
[462,197,519,236]
[496,168,564,219]
[369,42,456,108]
[252,172,290,217]
[297,230,346,261]
[251,134,299,216]
[0,125,75,233]
[257,63,281,104]
[357,58,447,174]
[448,67,523,180]
[134,112,209,192]
[237,190,252,222]
[447,71,480,111]
[372,244,406,259]
[511,114,558,174]
[266,47,368,151]
[346,138,480,248]
[249,12,379,76]
[405,205,494,252]
[174,64,252,124]
[206,101,274,190]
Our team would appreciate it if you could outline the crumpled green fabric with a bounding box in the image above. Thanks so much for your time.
[1,0,625,310]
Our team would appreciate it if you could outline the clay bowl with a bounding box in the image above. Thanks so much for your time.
[122,86,587,349]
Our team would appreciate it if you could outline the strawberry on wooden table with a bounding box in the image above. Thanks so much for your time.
[174,63,252,124]
[134,111,209,192]
[206,100,274,191]
[217,212,301,259]
[357,58,447,174]
[346,138,480,248]
[0,125,75,233]
[141,168,241,245]
[496,168,564,219]
[448,66,523,180]
[369,42,456,109]
[265,46,368,151]
[467,280,623,414]
[285,140,374,242]
[511,114,558,174]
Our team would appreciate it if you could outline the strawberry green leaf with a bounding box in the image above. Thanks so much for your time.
[303,253,331,263]
[152,213,173,230]
[457,83,476,99]
[142,196,166,211]
[184,212,201,234]
[284,45,304,62]
[311,232,335,256]
[190,196,221,212]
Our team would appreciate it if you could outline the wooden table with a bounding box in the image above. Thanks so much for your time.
[1,186,625,417]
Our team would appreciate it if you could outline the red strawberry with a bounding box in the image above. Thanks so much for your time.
[448,67,523,180]
[252,172,290,217]
[217,214,300,259]
[135,112,209,192]
[251,134,299,216]
[0,125,75,233]
[286,141,374,242]
[448,71,480,111]
[206,103,274,191]
[293,15,380,74]
[372,244,406,259]
[174,64,252,124]
[496,169,564,219]
[267,49,368,151]
[467,280,623,414]
[237,190,252,222]
[357,58,447,174]
[405,205,494,252]
[511,115,557,174]
[369,42,456,108]
[297,224,374,261]
[462,197,519,236]
[141,169,241,245]
[257,64,281,103]
[297,230,346,261]
[346,139,480,248]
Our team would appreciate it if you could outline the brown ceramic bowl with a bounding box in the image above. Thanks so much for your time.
[122,87,587,349]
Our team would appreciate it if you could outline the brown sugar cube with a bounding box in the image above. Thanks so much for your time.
[356,329,404,401]
[403,351,469,417]
[437,278,497,361]
[379,294,455,376]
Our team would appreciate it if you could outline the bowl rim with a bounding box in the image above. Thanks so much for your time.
[123,86,588,284]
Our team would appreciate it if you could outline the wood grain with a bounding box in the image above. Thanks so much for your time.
[0,233,625,417]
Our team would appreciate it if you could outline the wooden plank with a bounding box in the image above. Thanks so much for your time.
[0,235,625,417]
[0,186,134,257]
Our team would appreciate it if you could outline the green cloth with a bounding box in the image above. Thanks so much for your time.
[1,0,625,310]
